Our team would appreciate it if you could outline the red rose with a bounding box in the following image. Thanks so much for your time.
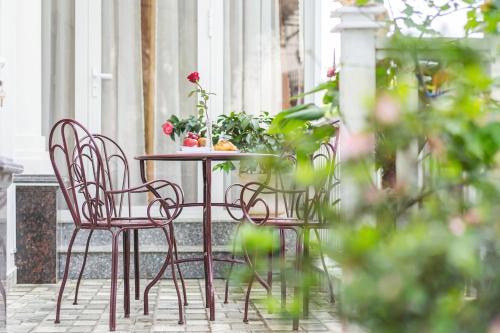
[187,71,200,83]
[162,121,174,135]
[326,67,336,78]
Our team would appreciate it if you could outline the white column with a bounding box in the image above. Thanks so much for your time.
[333,5,385,212]
[14,0,52,174]
[0,0,21,287]
[303,0,322,105]
[333,5,384,132]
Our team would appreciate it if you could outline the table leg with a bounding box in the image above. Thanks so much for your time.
[202,160,209,308]
[134,230,140,300]
[203,159,215,321]
[135,160,150,300]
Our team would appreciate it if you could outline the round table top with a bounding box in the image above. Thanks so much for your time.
[135,152,278,162]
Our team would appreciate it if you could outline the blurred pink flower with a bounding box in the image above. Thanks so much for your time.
[464,208,482,225]
[326,67,336,78]
[428,136,446,158]
[375,94,400,125]
[448,217,465,236]
[341,131,375,160]
[364,186,386,204]
[488,316,500,333]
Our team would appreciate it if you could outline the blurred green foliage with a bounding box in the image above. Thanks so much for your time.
[234,1,500,332]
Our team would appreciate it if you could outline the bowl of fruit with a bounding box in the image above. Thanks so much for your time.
[179,132,211,152]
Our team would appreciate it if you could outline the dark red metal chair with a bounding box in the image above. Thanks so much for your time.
[49,119,186,331]
[223,125,340,330]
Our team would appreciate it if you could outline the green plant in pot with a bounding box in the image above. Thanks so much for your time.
[212,111,283,173]
[214,111,297,217]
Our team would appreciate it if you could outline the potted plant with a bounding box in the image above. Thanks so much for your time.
[162,72,214,150]
[212,111,283,173]
[212,111,291,217]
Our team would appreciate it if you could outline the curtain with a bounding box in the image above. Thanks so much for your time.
[223,0,282,116]
[41,0,75,139]
[155,0,198,202]
[42,0,282,207]
[100,0,145,199]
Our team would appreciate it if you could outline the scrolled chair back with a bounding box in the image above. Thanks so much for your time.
[49,119,117,228]
[80,133,132,220]
[310,123,340,223]
[236,122,340,226]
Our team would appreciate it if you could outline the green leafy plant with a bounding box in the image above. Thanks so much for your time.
[212,111,284,173]
[165,114,205,141]
[163,111,284,173]
[235,2,500,332]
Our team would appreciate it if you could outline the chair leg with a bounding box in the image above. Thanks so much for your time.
[109,230,122,332]
[267,242,273,296]
[55,228,79,324]
[166,227,184,325]
[292,230,303,331]
[143,227,172,315]
[224,254,235,304]
[171,224,187,306]
[302,228,310,318]
[224,223,242,304]
[243,274,255,323]
[280,229,287,309]
[313,229,335,304]
[123,230,131,318]
[134,229,140,300]
[73,229,93,305]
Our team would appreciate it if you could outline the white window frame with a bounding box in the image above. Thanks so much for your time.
[75,0,112,134]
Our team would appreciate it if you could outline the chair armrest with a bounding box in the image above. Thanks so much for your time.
[106,180,180,195]
[107,180,184,226]
[239,181,306,226]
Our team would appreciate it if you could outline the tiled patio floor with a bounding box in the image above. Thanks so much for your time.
[7,279,344,332]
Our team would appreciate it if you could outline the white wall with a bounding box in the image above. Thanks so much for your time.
[0,0,19,283]
[0,0,50,282]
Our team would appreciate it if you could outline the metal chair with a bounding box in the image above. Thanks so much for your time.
[223,125,340,330]
[49,119,186,331]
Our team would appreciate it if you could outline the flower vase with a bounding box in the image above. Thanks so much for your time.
[205,116,214,151]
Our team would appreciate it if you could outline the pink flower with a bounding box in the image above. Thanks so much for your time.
[488,316,500,333]
[375,94,400,125]
[448,217,466,236]
[341,131,375,161]
[187,71,200,83]
[326,67,336,78]
[162,121,174,135]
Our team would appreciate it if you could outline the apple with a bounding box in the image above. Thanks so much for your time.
[183,138,198,147]
[187,132,199,140]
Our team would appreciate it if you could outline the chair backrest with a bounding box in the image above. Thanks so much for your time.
[311,124,340,223]
[237,124,340,224]
[278,122,340,222]
[49,119,131,228]
[84,134,132,220]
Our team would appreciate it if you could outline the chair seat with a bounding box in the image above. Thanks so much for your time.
[250,217,329,228]
[81,218,169,229]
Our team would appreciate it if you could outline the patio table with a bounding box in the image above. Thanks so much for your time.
[135,152,276,321]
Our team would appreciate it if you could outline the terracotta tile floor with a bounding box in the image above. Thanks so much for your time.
[7,279,344,332]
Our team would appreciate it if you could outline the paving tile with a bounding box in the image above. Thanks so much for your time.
[7,279,339,332]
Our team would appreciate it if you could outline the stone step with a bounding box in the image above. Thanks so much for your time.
[56,210,298,279]
[57,220,240,248]
[57,246,235,279]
